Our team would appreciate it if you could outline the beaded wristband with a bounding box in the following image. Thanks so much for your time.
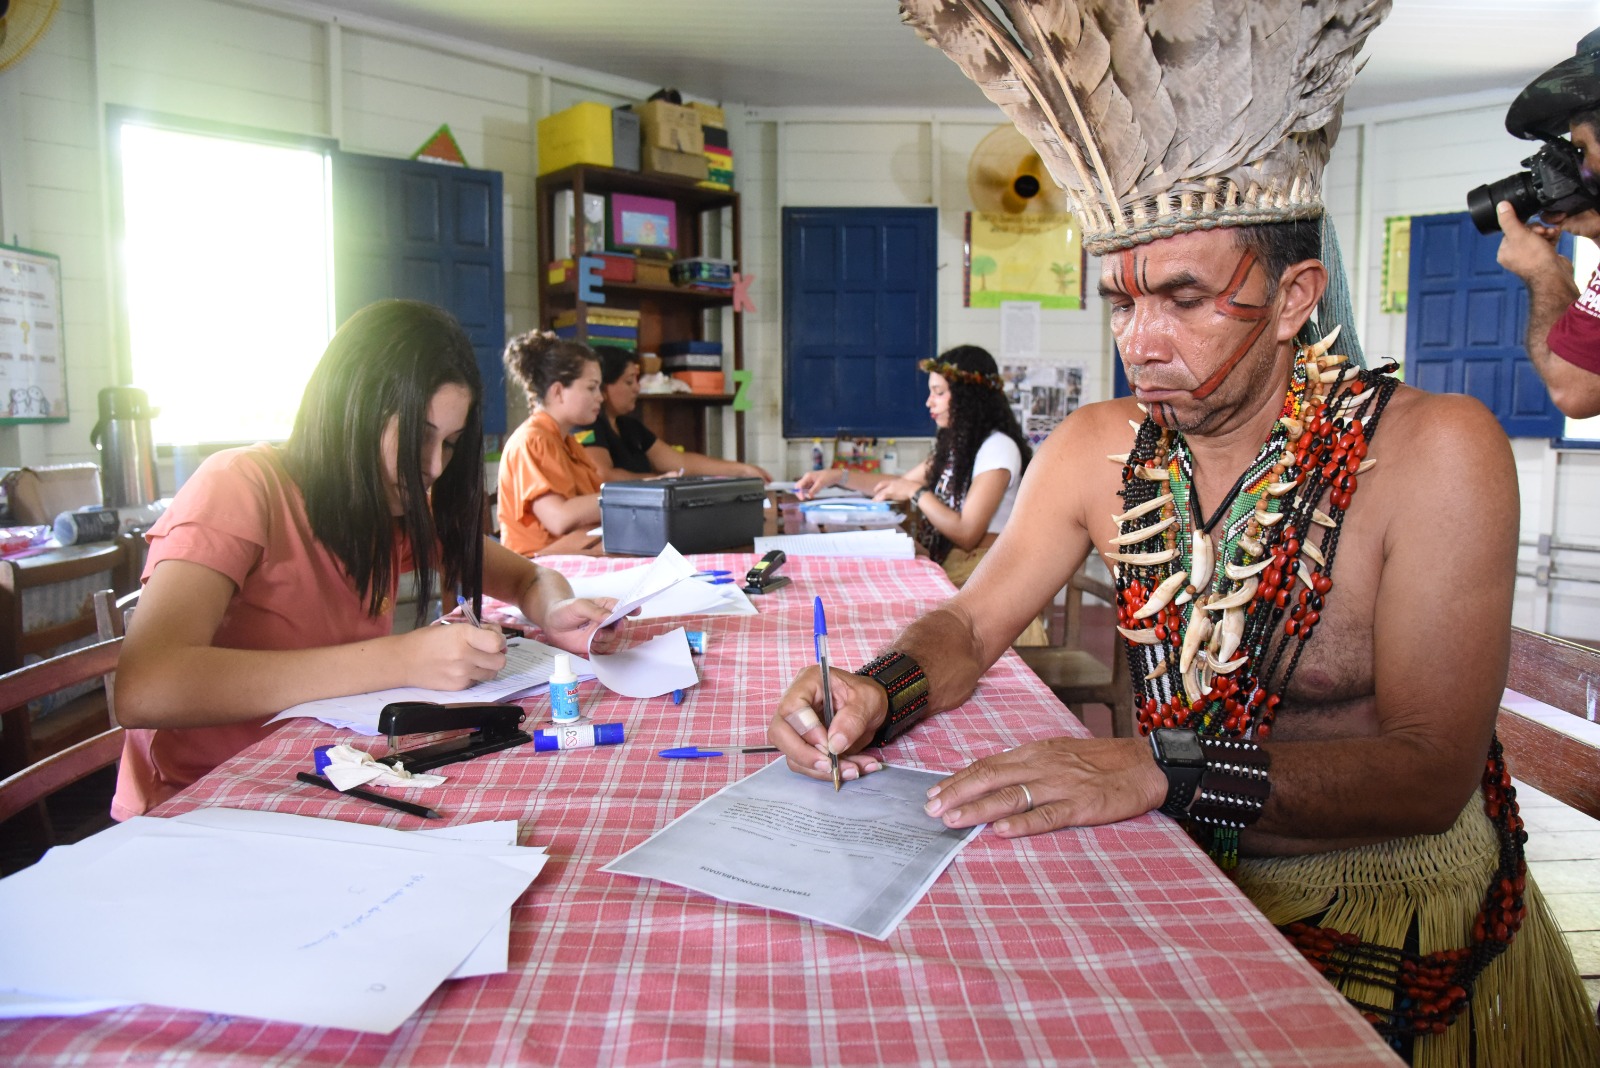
[1186,738,1272,828]
[854,650,931,746]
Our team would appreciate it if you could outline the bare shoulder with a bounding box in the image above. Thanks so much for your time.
[1370,383,1515,484]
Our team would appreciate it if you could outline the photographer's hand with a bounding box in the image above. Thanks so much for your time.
[1496,202,1572,285]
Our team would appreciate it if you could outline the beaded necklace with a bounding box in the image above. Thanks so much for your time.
[1108,333,1527,1042]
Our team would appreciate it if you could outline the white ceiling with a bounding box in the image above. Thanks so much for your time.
[313,0,1600,115]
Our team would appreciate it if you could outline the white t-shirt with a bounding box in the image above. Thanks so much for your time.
[970,430,1022,533]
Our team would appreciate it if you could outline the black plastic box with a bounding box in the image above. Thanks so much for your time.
[600,476,766,556]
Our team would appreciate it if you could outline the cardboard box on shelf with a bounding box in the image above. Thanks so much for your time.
[547,254,637,285]
[538,102,616,175]
[632,100,705,155]
[1,464,103,525]
[641,144,708,182]
[634,259,672,286]
[687,102,726,129]
[669,370,726,394]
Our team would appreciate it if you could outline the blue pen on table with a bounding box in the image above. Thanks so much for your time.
[694,570,732,578]
[813,596,842,791]
[697,577,735,585]
[658,744,780,759]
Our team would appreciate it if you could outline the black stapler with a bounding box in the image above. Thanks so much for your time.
[743,549,791,595]
[376,701,532,773]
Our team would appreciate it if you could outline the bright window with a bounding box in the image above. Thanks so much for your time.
[116,119,333,445]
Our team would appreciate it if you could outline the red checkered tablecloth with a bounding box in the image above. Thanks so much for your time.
[0,554,1401,1066]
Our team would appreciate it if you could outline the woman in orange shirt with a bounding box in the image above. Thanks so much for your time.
[497,332,606,555]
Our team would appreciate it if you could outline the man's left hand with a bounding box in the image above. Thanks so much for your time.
[923,736,1168,837]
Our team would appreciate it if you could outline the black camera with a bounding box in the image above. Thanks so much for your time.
[1467,137,1600,234]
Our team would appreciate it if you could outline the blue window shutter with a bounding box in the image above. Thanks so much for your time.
[1406,210,1567,439]
[783,208,936,438]
[333,152,507,434]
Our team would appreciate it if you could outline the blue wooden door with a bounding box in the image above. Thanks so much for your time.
[782,208,936,438]
[1407,211,1567,439]
[333,153,507,433]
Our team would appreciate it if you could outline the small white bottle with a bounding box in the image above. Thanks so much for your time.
[549,653,581,724]
[810,439,825,470]
[881,438,899,473]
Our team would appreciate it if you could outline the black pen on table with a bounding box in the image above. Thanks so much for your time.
[295,771,441,819]
[813,596,842,791]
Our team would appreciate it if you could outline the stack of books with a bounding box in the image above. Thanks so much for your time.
[691,103,734,191]
[552,307,641,351]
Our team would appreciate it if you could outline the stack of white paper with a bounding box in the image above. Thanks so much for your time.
[752,529,916,559]
[0,810,545,1034]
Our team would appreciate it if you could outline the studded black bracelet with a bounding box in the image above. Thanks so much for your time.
[1186,737,1272,828]
[854,650,931,747]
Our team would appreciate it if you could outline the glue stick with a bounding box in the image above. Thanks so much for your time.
[532,722,624,751]
[549,653,581,724]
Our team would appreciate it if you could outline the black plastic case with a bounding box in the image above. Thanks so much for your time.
[599,476,765,555]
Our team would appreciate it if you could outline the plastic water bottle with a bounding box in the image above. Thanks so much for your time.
[810,439,824,471]
[549,653,581,723]
[882,439,899,473]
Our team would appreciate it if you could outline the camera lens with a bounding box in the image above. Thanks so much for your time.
[1467,173,1541,235]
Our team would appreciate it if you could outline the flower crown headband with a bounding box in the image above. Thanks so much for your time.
[919,357,1004,391]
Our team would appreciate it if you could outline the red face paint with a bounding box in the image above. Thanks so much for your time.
[1190,251,1271,400]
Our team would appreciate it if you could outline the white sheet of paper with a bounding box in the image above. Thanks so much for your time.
[587,626,699,698]
[589,544,699,635]
[269,637,594,735]
[765,481,858,498]
[751,530,916,559]
[602,761,981,940]
[570,566,756,618]
[0,814,542,1033]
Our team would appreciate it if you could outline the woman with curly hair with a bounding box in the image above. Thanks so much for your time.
[797,345,1031,588]
[497,331,605,556]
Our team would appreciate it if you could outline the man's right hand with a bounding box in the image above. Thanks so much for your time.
[1496,201,1570,281]
[769,664,889,782]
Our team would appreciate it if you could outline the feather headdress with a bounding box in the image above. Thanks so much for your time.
[901,0,1392,255]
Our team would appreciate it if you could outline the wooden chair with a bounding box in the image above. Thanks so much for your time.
[1016,570,1135,738]
[0,543,124,774]
[1498,626,1600,821]
[0,638,124,830]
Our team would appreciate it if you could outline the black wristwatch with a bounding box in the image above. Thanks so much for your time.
[1149,727,1205,817]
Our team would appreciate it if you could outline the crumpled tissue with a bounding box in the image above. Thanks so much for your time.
[319,743,448,791]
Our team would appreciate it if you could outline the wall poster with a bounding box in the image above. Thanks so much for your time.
[0,244,67,423]
[1381,216,1410,314]
[964,212,1083,309]
[1002,359,1086,446]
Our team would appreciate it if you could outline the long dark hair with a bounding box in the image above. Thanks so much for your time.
[284,300,484,625]
[923,345,1032,558]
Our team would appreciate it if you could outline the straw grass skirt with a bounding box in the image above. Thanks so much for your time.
[1233,793,1600,1066]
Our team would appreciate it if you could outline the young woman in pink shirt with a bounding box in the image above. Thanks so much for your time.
[112,300,616,818]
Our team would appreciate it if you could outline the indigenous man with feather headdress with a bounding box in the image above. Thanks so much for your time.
[770,3,1600,1064]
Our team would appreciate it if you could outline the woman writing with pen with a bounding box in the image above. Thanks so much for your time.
[796,345,1031,589]
[113,300,618,820]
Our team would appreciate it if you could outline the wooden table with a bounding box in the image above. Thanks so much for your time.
[0,554,1400,1066]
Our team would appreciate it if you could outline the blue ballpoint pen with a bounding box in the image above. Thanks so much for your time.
[813,597,842,791]
[456,594,482,628]
[658,745,780,759]
[694,570,732,577]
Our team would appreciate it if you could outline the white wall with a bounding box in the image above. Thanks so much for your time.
[1,0,1596,637]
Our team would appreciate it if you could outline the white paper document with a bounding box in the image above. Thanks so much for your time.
[569,565,756,619]
[0,811,548,1033]
[602,760,981,940]
[752,529,916,559]
[589,625,699,698]
[269,637,594,735]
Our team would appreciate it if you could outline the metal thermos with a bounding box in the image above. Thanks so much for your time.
[90,386,159,509]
